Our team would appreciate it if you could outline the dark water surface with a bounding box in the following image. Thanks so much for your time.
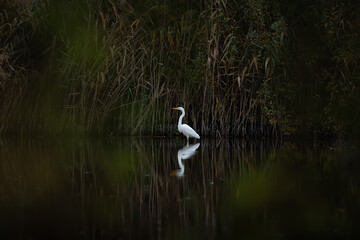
[0,137,359,239]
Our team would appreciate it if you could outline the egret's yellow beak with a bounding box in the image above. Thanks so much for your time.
[171,107,178,110]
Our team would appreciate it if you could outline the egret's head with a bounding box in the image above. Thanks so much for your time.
[172,107,184,112]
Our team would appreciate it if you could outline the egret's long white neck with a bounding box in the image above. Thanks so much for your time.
[178,108,185,128]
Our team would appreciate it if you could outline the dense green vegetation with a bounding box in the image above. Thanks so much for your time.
[1,0,359,137]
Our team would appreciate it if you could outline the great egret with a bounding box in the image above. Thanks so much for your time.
[172,143,200,178]
[172,107,200,142]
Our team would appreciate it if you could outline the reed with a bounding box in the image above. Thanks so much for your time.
[0,0,359,137]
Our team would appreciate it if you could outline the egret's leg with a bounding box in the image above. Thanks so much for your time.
[186,135,189,145]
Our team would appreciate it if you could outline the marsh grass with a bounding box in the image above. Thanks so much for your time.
[0,0,285,136]
[1,0,359,137]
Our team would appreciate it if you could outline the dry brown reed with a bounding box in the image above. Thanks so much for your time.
[0,0,291,136]
[8,0,360,137]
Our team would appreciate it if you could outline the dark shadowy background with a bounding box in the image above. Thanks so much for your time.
[1,0,359,137]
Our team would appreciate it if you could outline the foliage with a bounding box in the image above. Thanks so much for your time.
[0,0,359,137]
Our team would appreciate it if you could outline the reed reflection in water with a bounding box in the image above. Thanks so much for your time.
[0,137,359,239]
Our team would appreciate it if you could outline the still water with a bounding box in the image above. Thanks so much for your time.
[0,137,359,239]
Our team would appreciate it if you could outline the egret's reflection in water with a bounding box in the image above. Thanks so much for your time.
[171,143,200,178]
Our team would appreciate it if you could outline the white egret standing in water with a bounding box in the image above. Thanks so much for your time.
[172,107,200,142]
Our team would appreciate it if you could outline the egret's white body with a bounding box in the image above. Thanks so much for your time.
[172,143,200,178]
[172,107,200,142]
